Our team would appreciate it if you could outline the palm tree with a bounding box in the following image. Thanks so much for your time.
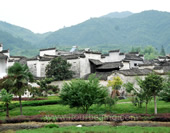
[0,89,13,118]
[8,62,33,115]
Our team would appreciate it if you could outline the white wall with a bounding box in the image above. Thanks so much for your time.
[0,58,7,78]
[79,57,91,78]
[129,60,143,68]
[108,52,121,62]
[108,72,168,93]
[0,45,3,52]
[40,61,50,77]
[84,53,101,60]
[40,49,56,56]
[67,59,80,78]
[3,52,10,58]
[101,52,125,62]
[121,62,130,70]
[8,61,15,68]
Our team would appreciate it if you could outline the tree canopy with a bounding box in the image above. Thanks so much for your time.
[140,73,164,114]
[8,62,33,115]
[60,74,108,113]
[45,57,74,81]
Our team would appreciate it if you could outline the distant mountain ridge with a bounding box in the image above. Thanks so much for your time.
[101,11,133,18]
[0,10,170,56]
[40,10,170,52]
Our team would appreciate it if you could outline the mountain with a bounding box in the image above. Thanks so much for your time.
[0,21,51,44]
[0,21,51,56]
[0,10,170,56]
[39,10,170,53]
[101,11,133,18]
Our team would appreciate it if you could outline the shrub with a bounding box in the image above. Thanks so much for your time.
[44,124,59,128]
[60,74,108,113]
[36,78,59,97]
[0,99,61,112]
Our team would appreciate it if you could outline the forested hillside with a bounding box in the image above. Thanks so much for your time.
[0,10,170,57]
[40,10,170,52]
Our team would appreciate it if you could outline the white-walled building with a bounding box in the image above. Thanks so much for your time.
[0,44,8,78]
[26,47,145,79]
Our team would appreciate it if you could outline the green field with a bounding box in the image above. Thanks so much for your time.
[15,126,170,133]
[0,96,170,120]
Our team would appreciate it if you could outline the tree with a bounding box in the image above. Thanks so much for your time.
[36,78,59,97]
[0,76,14,92]
[0,89,13,118]
[136,78,153,113]
[141,45,159,60]
[124,78,153,113]
[107,76,123,98]
[141,73,164,114]
[46,57,74,81]
[159,73,170,102]
[60,74,108,113]
[8,62,33,115]
[160,45,166,56]
[124,82,145,108]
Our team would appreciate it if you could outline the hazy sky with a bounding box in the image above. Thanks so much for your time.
[0,0,170,33]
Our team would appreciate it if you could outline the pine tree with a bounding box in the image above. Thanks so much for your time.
[160,45,166,56]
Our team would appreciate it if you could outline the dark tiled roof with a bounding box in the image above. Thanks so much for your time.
[85,51,101,55]
[119,52,124,55]
[103,54,109,56]
[0,49,9,53]
[159,61,170,66]
[39,57,51,61]
[10,56,27,59]
[138,64,154,66]
[96,62,123,70]
[154,66,162,70]
[163,66,170,73]
[154,65,170,73]
[39,48,56,51]
[159,56,166,59]
[43,54,59,58]
[27,56,40,61]
[62,54,85,60]
[0,53,8,59]
[139,54,144,57]
[166,56,170,59]
[128,52,139,54]
[83,72,113,80]
[8,59,14,62]
[109,50,120,53]
[101,55,105,58]
[124,54,143,61]
[89,59,103,65]
[118,68,154,76]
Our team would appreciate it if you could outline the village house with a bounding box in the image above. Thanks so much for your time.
[0,43,169,97]
[1,43,169,88]
[26,46,145,79]
[0,44,9,79]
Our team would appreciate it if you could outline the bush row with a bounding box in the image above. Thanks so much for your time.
[3,113,170,123]
[12,97,47,101]
[0,99,61,112]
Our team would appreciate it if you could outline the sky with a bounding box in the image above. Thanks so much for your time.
[0,0,170,33]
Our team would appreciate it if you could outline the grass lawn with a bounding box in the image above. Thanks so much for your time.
[0,97,170,120]
[16,126,170,133]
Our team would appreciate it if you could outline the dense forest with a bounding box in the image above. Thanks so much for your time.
[0,10,170,57]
